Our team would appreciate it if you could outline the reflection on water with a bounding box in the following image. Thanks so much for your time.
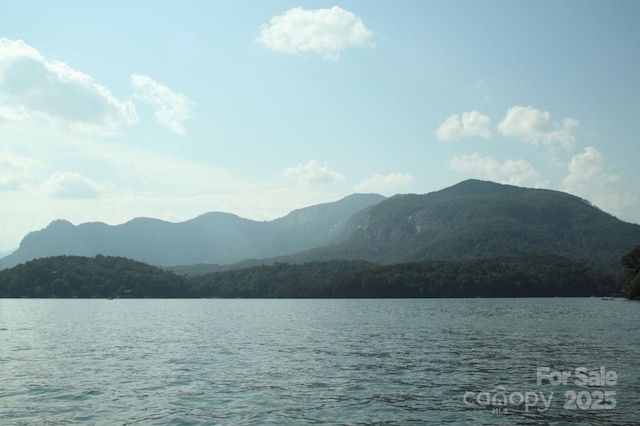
[0,298,638,424]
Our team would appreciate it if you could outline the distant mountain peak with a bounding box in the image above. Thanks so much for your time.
[436,179,525,197]
[48,219,75,228]
[1,193,385,269]
[3,181,638,278]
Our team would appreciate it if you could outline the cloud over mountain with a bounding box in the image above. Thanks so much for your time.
[449,153,548,188]
[283,160,346,185]
[562,147,638,221]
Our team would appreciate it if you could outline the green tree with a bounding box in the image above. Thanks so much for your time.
[622,244,640,299]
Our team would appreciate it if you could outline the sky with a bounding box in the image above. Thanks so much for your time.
[1,1,639,253]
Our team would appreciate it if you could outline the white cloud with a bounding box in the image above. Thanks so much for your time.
[257,6,373,61]
[563,147,640,222]
[497,105,578,150]
[0,37,137,134]
[563,147,619,190]
[283,160,346,185]
[131,74,196,135]
[449,152,548,188]
[42,172,109,199]
[355,173,414,194]
[560,147,639,219]
[435,111,492,141]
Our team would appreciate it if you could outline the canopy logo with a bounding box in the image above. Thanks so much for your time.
[463,366,617,415]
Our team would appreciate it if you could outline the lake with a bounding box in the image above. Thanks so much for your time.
[1,298,639,425]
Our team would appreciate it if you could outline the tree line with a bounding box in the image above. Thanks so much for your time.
[0,251,627,299]
[0,255,192,298]
[622,244,640,299]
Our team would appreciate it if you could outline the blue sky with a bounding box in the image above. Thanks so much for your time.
[1,1,639,253]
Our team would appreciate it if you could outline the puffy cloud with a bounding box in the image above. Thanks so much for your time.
[563,147,620,201]
[283,160,346,185]
[449,152,548,188]
[0,37,137,134]
[257,6,373,61]
[497,105,578,150]
[42,172,108,199]
[355,173,414,194]
[562,147,638,219]
[131,74,196,135]
[435,111,492,141]
[563,147,619,189]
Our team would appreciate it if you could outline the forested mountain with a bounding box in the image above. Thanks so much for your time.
[3,180,639,279]
[622,244,640,299]
[0,193,385,270]
[0,255,190,298]
[242,180,640,277]
[0,254,619,298]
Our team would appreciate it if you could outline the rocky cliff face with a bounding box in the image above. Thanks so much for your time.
[315,180,640,275]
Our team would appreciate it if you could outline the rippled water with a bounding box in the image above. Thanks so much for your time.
[1,298,639,425]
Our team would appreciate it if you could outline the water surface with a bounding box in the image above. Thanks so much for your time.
[1,298,638,424]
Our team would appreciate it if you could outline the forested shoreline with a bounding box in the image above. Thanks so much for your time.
[0,252,630,299]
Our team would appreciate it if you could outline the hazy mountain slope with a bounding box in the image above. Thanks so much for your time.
[0,193,386,269]
[271,180,640,276]
[266,193,387,254]
[5,179,639,277]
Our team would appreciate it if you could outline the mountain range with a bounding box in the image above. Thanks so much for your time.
[3,179,640,277]
[0,193,385,270]
[282,179,640,275]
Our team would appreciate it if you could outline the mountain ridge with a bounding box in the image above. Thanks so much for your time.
[1,193,386,269]
[3,180,639,277]
[221,179,639,277]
